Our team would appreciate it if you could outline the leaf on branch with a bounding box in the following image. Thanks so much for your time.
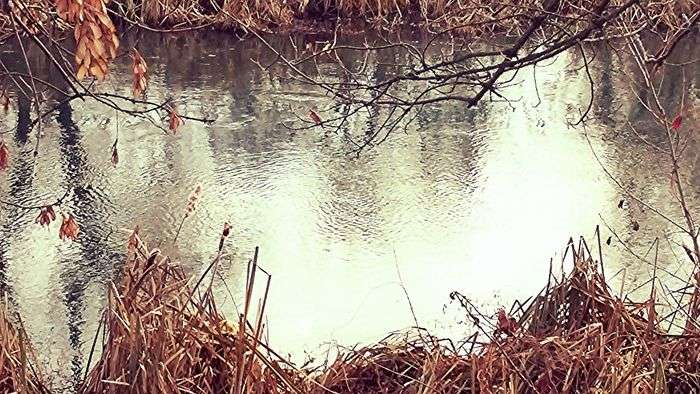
[130,48,148,98]
[69,0,119,81]
[0,140,9,170]
[671,115,682,131]
[35,206,57,227]
[110,141,119,167]
[308,109,322,125]
[168,105,184,134]
[59,213,80,241]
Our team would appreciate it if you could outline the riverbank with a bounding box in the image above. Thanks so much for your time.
[1,0,695,37]
[3,234,700,393]
[109,0,697,35]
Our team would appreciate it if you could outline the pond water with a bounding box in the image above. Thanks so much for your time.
[0,32,698,390]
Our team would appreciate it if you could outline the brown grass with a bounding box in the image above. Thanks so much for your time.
[0,298,49,394]
[112,0,694,35]
[311,239,700,393]
[80,233,303,394]
[5,233,700,392]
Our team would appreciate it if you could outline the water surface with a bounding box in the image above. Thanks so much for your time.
[0,31,698,390]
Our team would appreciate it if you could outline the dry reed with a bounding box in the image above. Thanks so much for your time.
[0,298,49,394]
[95,0,700,34]
[310,237,700,393]
[6,233,700,392]
[80,233,303,394]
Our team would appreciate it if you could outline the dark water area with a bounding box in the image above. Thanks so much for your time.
[0,31,698,390]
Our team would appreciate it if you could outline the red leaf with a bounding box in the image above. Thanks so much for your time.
[496,308,518,335]
[35,206,57,227]
[308,109,322,126]
[168,105,184,134]
[671,115,682,130]
[0,140,9,170]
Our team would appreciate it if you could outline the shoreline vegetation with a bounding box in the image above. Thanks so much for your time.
[3,232,700,393]
[0,0,695,36]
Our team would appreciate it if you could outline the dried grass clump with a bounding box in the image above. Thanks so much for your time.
[0,300,49,393]
[80,235,303,393]
[103,0,699,34]
[312,239,700,393]
[6,233,700,393]
[0,0,692,39]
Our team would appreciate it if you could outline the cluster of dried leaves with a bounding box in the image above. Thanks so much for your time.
[33,205,80,241]
[130,48,148,98]
[7,0,53,35]
[56,0,119,80]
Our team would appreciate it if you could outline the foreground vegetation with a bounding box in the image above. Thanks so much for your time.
[3,233,700,393]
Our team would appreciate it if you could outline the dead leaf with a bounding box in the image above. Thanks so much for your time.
[308,109,322,126]
[671,115,682,131]
[130,48,148,98]
[111,142,119,166]
[59,213,80,241]
[496,308,518,336]
[168,105,184,134]
[0,91,9,111]
[35,206,57,227]
[0,140,9,170]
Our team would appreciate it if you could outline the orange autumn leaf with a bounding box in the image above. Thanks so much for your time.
[59,213,80,241]
[60,0,119,81]
[0,140,9,170]
[127,225,140,254]
[168,106,184,134]
[130,48,148,98]
[35,206,57,227]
